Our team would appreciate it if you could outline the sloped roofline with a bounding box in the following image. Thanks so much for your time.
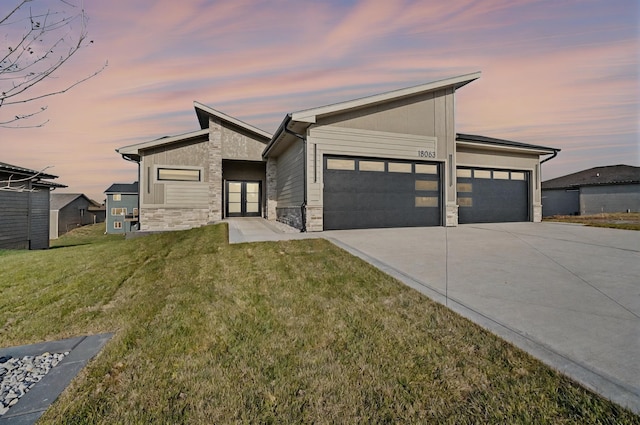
[0,161,58,180]
[264,72,482,157]
[194,101,272,140]
[456,133,560,154]
[116,129,210,159]
[292,72,481,124]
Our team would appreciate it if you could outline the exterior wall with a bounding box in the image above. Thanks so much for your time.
[106,193,139,234]
[456,147,542,222]
[320,88,458,224]
[303,126,442,231]
[29,189,50,249]
[542,189,580,216]
[298,88,456,230]
[0,186,50,250]
[56,197,96,236]
[580,184,640,214]
[275,140,304,228]
[137,118,268,231]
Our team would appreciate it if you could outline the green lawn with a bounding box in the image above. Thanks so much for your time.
[0,223,637,424]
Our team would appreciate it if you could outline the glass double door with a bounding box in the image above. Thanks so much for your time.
[226,181,261,217]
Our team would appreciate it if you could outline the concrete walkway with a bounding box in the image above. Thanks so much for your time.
[227,218,640,413]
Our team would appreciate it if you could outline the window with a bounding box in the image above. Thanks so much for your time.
[415,164,437,174]
[111,207,127,216]
[358,160,384,172]
[474,170,491,179]
[326,159,355,170]
[133,208,139,216]
[157,168,201,181]
[456,168,472,178]
[415,180,438,191]
[388,162,411,173]
[415,196,438,207]
[113,194,122,201]
[113,221,123,229]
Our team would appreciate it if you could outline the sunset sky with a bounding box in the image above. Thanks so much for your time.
[1,0,638,202]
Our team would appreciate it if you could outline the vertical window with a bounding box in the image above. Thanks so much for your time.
[113,194,121,201]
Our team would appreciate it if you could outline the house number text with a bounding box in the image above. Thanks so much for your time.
[418,150,436,158]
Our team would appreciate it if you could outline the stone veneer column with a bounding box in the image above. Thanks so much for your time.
[266,157,277,220]
[533,204,542,222]
[208,118,223,222]
[446,204,458,226]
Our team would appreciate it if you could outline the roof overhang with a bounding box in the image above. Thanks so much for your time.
[264,72,482,158]
[116,129,210,162]
[456,133,560,156]
[194,101,272,140]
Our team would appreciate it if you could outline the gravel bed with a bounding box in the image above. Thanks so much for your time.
[0,352,68,416]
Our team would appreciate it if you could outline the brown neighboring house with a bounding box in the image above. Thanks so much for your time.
[50,193,106,239]
[542,164,640,216]
[0,161,65,249]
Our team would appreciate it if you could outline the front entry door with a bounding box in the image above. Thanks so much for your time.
[226,181,261,217]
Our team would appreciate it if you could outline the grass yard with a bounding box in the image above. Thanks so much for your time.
[544,212,640,230]
[0,223,637,424]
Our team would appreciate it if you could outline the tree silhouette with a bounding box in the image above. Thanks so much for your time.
[0,0,106,128]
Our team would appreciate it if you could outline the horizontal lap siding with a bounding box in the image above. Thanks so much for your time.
[276,140,304,206]
[308,126,438,204]
[0,191,29,249]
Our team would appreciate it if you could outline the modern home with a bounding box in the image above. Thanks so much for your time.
[104,182,139,233]
[50,193,106,239]
[542,165,640,216]
[117,72,560,232]
[0,161,65,249]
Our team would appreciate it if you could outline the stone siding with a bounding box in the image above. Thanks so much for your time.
[446,203,459,227]
[140,208,209,231]
[276,206,303,230]
[208,118,223,222]
[305,206,323,232]
[266,158,277,220]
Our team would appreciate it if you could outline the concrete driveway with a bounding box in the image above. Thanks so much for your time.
[325,223,640,413]
[227,219,640,412]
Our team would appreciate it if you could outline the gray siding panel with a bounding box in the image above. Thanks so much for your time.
[542,189,580,216]
[581,184,640,214]
[276,140,304,206]
[0,191,29,249]
[29,190,50,249]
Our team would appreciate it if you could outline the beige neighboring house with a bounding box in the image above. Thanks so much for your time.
[117,72,560,233]
[117,103,271,231]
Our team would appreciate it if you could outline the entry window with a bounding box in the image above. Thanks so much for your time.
[245,182,260,213]
[228,182,242,214]
[157,168,201,182]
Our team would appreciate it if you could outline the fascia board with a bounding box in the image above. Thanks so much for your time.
[116,129,209,155]
[290,72,481,123]
[456,140,557,155]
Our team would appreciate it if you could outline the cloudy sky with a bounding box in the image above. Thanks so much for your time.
[1,0,638,202]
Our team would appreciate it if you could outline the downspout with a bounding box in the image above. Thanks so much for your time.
[540,149,559,164]
[284,125,308,232]
[122,154,140,232]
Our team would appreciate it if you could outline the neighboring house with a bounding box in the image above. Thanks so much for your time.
[542,165,640,216]
[50,193,106,239]
[0,161,65,249]
[117,72,560,233]
[104,182,139,233]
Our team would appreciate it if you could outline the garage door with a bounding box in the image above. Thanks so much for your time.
[457,167,529,223]
[323,156,441,230]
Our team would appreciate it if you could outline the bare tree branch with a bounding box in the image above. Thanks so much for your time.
[0,165,52,192]
[0,0,105,127]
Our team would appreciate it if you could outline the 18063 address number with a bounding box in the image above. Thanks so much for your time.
[418,150,436,158]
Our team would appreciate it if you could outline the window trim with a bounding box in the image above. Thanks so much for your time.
[155,166,203,182]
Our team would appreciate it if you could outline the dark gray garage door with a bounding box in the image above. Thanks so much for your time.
[457,167,529,223]
[323,156,441,230]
